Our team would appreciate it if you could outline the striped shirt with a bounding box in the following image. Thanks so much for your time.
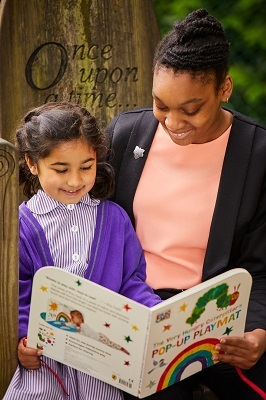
[26,190,99,277]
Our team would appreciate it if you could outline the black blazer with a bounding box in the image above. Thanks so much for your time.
[106,107,266,331]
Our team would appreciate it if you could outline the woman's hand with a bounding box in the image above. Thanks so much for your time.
[213,328,266,369]
[18,337,42,370]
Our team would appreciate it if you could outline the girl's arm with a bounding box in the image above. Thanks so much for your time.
[87,202,162,307]
[19,233,35,340]
[117,214,162,307]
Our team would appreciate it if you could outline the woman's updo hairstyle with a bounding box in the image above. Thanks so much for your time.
[153,9,230,91]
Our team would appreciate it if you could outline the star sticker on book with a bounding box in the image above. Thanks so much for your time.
[75,280,82,286]
[146,380,156,389]
[124,335,133,343]
[223,326,233,335]
[132,325,139,331]
[40,285,47,292]
[163,324,172,331]
[124,360,130,366]
[179,303,188,312]
[133,146,145,159]
[104,322,110,328]
[123,304,132,312]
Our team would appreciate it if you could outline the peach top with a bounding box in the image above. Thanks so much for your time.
[133,123,231,290]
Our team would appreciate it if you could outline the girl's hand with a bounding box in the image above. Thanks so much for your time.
[213,329,266,369]
[18,337,42,370]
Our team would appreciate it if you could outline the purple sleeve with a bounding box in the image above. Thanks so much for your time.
[88,201,162,307]
[18,206,54,340]
[19,222,35,339]
[118,217,162,307]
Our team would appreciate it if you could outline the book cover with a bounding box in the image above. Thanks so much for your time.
[27,267,252,398]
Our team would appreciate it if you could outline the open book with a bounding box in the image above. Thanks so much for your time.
[27,267,252,398]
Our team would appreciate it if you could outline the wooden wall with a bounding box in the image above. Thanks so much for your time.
[0,139,18,398]
[0,0,160,395]
[0,0,160,143]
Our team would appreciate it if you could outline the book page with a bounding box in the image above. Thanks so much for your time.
[27,267,150,396]
[139,269,252,398]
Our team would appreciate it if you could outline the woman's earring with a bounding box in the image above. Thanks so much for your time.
[226,97,229,103]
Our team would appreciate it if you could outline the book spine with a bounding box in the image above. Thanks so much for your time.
[138,310,153,398]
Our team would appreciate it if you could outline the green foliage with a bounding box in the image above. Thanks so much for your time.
[152,0,266,125]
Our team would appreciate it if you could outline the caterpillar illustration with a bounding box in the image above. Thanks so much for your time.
[186,283,240,325]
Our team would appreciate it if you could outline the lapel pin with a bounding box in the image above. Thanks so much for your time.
[133,146,145,159]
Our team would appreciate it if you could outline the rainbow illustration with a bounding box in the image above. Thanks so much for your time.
[55,312,71,322]
[156,338,219,391]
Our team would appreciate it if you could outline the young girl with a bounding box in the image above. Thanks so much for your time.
[4,102,161,400]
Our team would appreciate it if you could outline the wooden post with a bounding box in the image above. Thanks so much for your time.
[0,1,159,393]
[0,0,160,143]
[0,139,18,398]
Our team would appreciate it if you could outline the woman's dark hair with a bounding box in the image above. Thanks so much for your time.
[16,102,115,200]
[153,9,230,91]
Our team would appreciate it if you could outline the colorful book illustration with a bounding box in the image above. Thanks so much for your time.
[27,267,252,398]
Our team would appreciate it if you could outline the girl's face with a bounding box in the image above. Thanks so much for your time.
[26,139,96,204]
[152,68,233,146]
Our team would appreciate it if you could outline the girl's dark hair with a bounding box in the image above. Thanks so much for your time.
[16,102,115,200]
[153,9,230,91]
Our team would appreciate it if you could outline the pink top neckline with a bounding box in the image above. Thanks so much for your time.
[133,123,231,289]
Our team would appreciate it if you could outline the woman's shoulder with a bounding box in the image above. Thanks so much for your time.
[106,106,155,133]
[231,109,266,132]
[111,106,153,120]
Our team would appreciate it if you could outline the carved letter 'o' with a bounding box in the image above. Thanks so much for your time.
[25,42,68,90]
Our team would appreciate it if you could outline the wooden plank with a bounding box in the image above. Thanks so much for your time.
[0,1,159,392]
[0,0,160,143]
[0,138,19,398]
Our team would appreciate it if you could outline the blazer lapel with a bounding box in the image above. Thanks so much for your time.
[116,111,158,225]
[202,118,256,280]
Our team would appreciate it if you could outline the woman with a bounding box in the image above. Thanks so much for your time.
[106,9,266,400]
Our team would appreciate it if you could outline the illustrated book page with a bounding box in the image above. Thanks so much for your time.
[27,267,252,398]
[27,266,150,396]
[138,268,252,397]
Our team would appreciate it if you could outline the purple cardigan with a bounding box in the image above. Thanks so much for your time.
[19,200,161,339]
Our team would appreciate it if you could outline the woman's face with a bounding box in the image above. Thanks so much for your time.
[152,67,232,146]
